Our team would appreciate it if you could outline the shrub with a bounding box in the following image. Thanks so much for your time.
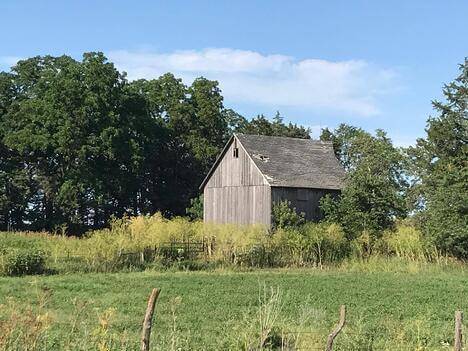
[272,200,305,229]
[350,230,375,259]
[186,195,204,220]
[273,223,348,267]
[0,248,48,276]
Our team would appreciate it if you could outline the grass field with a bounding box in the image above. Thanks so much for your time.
[1,264,468,350]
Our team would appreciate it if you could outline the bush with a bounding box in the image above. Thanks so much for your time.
[272,201,305,229]
[186,195,204,220]
[274,223,348,267]
[0,248,48,276]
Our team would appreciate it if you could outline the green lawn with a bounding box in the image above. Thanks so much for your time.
[1,267,467,350]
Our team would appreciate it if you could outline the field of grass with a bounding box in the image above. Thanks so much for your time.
[1,264,468,350]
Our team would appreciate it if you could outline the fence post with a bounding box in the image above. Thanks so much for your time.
[455,310,463,351]
[141,288,161,351]
[210,236,215,257]
[326,305,346,351]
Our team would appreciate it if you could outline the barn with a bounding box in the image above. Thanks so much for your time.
[199,133,346,226]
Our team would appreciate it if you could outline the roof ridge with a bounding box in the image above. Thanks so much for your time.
[235,133,332,144]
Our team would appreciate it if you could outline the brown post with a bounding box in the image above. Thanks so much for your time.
[141,288,161,351]
[455,310,463,351]
[326,305,346,351]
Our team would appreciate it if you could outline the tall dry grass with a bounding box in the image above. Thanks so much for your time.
[0,215,461,274]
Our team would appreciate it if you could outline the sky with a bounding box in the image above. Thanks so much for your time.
[1,1,467,146]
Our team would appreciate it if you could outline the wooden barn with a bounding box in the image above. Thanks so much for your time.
[199,133,346,226]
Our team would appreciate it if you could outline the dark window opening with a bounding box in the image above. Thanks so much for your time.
[233,147,239,158]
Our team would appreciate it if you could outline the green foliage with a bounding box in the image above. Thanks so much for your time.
[274,223,348,267]
[271,200,305,229]
[185,195,203,220]
[236,111,311,139]
[408,59,468,258]
[0,53,165,233]
[320,125,408,238]
[0,247,47,276]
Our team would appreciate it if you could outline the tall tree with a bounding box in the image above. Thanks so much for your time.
[1,53,163,233]
[408,59,468,257]
[320,125,409,238]
[0,72,33,230]
[129,75,229,216]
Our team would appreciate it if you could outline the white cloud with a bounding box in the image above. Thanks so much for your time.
[108,48,399,117]
[109,48,398,117]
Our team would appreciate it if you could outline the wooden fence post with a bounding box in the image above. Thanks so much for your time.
[455,310,463,351]
[141,288,161,351]
[326,305,346,351]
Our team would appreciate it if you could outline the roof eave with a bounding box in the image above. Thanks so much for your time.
[269,184,343,191]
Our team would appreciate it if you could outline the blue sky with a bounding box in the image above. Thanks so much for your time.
[1,1,467,145]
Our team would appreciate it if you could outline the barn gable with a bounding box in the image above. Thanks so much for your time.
[203,135,268,189]
[201,135,271,225]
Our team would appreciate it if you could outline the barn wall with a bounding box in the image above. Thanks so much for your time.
[204,185,271,225]
[271,187,340,222]
[204,138,271,226]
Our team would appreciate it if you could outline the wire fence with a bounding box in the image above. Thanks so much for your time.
[137,289,466,351]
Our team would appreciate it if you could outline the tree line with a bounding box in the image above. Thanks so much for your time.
[0,52,309,233]
[0,53,466,257]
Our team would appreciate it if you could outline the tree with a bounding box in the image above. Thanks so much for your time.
[320,124,368,171]
[320,126,408,238]
[1,53,163,233]
[408,59,468,258]
[0,72,33,230]
[236,112,311,139]
[128,75,230,216]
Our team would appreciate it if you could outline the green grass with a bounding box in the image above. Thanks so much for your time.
[1,266,468,350]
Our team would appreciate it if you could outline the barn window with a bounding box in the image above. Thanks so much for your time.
[233,147,239,158]
[297,189,307,201]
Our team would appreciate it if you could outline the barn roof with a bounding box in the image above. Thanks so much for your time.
[235,133,345,189]
[200,133,346,190]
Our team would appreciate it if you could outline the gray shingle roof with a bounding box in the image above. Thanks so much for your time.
[236,133,345,190]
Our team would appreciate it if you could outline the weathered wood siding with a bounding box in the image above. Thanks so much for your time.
[204,138,271,225]
[271,187,340,221]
